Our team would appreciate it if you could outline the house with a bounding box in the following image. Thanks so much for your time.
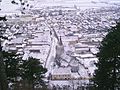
[51,67,71,80]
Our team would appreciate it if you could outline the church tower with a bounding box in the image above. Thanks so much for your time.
[55,36,64,58]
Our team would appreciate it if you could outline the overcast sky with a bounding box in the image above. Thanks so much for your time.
[0,0,120,14]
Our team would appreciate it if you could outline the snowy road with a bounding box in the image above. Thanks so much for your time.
[44,21,59,76]
[45,33,57,69]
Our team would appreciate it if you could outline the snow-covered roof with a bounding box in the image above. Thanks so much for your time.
[74,43,88,48]
[10,37,23,44]
[60,53,71,62]
[71,73,80,78]
[49,80,70,86]
[79,53,94,58]
[90,48,99,54]
[69,59,79,66]
[62,36,78,41]
[75,47,90,51]
[78,65,89,78]
[52,67,71,75]
[61,60,69,67]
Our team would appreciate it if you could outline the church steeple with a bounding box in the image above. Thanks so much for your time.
[56,36,64,58]
[59,36,63,46]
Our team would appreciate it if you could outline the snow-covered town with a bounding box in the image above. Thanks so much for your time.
[0,0,120,90]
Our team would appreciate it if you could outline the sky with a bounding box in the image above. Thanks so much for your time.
[0,0,120,14]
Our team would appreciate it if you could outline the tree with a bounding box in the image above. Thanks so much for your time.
[0,50,8,90]
[2,51,23,89]
[11,0,32,14]
[0,0,31,14]
[22,57,47,90]
[2,50,48,90]
[92,22,120,90]
[0,19,8,90]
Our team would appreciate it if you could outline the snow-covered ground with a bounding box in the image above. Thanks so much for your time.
[1,0,120,89]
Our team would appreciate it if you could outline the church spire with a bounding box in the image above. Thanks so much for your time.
[59,36,63,46]
[55,36,64,58]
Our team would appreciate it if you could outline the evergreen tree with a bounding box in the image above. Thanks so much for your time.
[2,51,23,89]
[93,22,120,90]
[2,51,48,90]
[22,57,47,90]
[0,18,8,90]
[0,50,8,90]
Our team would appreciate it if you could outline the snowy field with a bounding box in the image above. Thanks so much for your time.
[0,0,120,15]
